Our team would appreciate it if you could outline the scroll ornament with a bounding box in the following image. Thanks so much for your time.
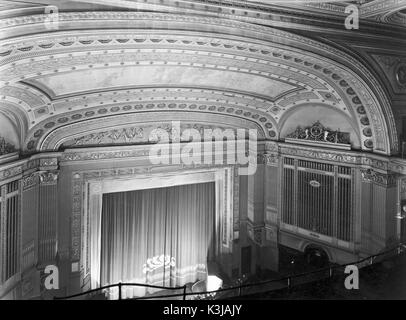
[286,121,350,144]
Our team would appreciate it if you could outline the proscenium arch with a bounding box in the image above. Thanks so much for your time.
[34,111,268,152]
[0,12,396,155]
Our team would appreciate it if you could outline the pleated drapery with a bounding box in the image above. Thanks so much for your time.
[100,182,215,299]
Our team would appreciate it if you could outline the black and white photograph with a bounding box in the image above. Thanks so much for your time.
[0,0,405,308]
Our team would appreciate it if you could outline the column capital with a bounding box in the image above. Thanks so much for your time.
[22,172,40,190]
[39,170,59,186]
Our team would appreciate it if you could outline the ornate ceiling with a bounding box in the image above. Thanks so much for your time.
[4,0,405,28]
[0,0,404,156]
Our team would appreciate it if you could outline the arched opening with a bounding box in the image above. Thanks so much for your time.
[279,104,361,150]
[304,245,330,269]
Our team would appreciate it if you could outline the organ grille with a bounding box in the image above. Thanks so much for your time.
[0,180,20,283]
[282,157,354,242]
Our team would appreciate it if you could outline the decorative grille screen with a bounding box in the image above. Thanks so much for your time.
[282,157,353,242]
[0,180,20,283]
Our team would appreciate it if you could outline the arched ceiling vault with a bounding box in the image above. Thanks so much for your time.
[0,12,397,155]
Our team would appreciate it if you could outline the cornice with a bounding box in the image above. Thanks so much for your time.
[0,151,60,184]
[3,140,406,180]
[56,140,406,180]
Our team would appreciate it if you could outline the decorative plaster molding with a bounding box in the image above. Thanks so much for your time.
[263,153,279,167]
[7,139,406,176]
[265,225,278,243]
[37,112,267,152]
[0,152,19,165]
[383,10,406,26]
[0,163,22,181]
[22,171,39,190]
[0,12,397,154]
[22,169,59,189]
[61,149,151,162]
[57,140,406,174]
[1,1,404,35]
[0,85,49,110]
[39,157,58,170]
[265,141,279,152]
[360,168,397,186]
[246,220,266,246]
[371,54,406,93]
[38,171,58,185]
[71,176,83,261]
[257,152,279,167]
[286,121,351,145]
[0,154,60,184]
[254,227,263,247]
[280,146,359,164]
[62,123,244,148]
[360,0,406,18]
[23,90,280,148]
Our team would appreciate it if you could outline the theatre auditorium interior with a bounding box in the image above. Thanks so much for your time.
[0,0,405,300]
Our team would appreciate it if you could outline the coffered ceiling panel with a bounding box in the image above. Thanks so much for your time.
[26,66,300,99]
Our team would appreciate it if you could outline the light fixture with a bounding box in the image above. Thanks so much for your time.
[191,275,223,300]
[206,275,223,292]
[396,213,405,220]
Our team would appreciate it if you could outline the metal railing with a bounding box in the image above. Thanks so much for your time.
[54,282,188,300]
[54,243,406,300]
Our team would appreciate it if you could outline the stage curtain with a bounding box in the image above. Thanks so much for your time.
[100,182,215,299]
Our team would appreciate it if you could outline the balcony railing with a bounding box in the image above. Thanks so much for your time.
[53,243,406,300]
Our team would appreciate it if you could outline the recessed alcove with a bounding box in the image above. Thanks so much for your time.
[279,104,361,149]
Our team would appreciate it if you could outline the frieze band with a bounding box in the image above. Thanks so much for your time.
[22,171,59,190]
[360,168,397,187]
